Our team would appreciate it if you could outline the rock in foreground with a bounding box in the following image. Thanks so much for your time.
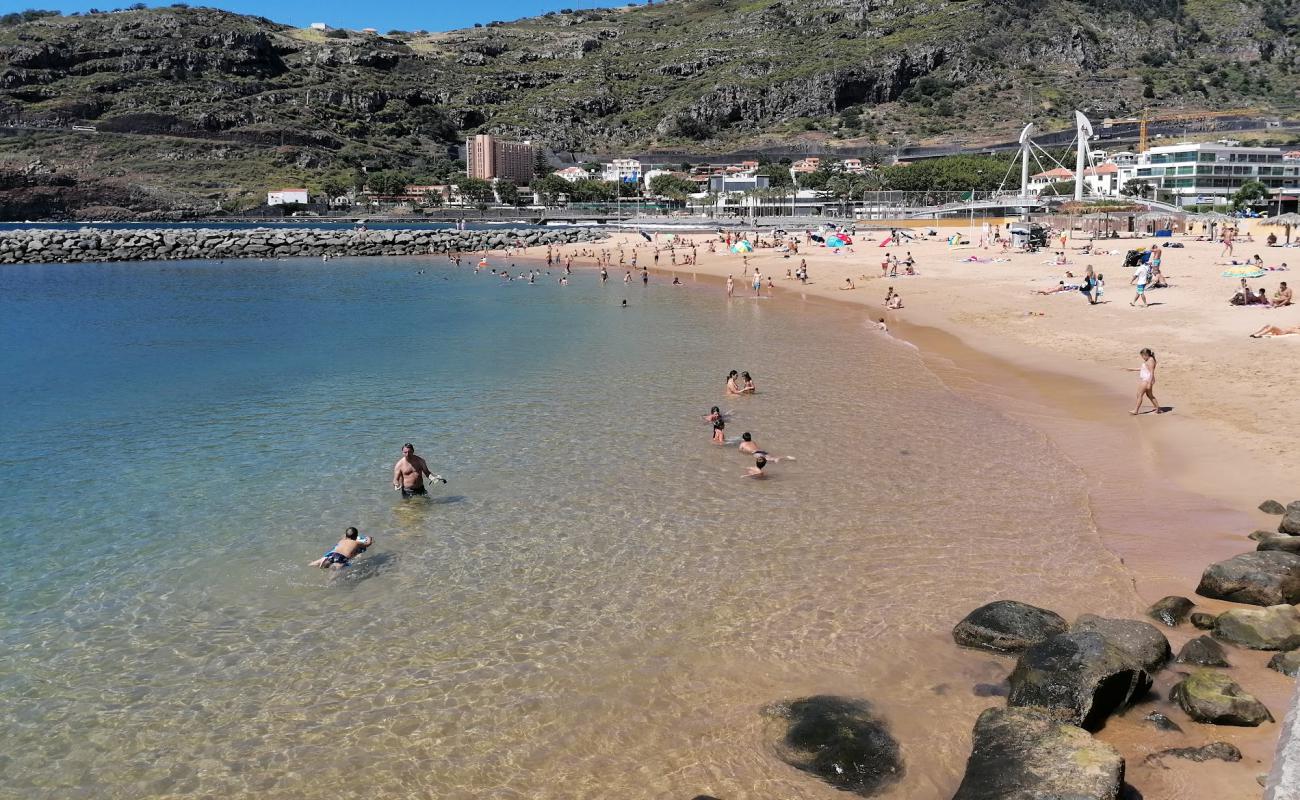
[764,696,902,796]
[1007,631,1152,730]
[952,707,1123,800]
[1195,551,1300,606]
[1213,604,1300,650]
[1261,500,1287,515]
[1280,507,1300,535]
[952,601,1068,654]
[1171,671,1273,727]
[1147,596,1194,627]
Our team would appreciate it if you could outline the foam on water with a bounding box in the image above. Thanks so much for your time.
[0,257,1137,799]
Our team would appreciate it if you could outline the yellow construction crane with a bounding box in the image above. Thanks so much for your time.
[1136,109,1253,153]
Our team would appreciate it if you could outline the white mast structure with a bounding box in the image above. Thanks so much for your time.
[1074,111,1093,202]
[1018,123,1037,203]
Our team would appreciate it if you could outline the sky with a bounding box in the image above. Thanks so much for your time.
[5,0,630,31]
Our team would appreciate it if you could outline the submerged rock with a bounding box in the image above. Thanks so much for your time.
[1144,741,1242,766]
[952,707,1123,800]
[1171,671,1273,727]
[1267,650,1300,677]
[1195,551,1300,606]
[1147,596,1194,627]
[1175,636,1230,667]
[1142,711,1183,733]
[1072,614,1172,673]
[1007,631,1152,730]
[1250,529,1280,541]
[1213,604,1300,650]
[1190,612,1216,630]
[1261,500,1287,515]
[763,695,902,796]
[951,601,1068,654]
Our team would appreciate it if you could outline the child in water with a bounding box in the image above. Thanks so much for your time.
[712,418,726,444]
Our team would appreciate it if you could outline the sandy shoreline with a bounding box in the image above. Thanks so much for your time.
[519,228,1300,798]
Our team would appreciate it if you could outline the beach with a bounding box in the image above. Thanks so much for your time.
[527,226,1300,798]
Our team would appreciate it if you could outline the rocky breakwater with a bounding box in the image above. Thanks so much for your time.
[0,227,608,265]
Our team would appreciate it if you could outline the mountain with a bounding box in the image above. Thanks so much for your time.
[0,0,1296,216]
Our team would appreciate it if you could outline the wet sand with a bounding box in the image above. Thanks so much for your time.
[525,229,1300,799]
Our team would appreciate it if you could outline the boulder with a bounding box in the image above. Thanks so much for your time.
[1213,604,1300,650]
[1190,612,1216,630]
[1007,631,1152,730]
[1171,671,1272,727]
[1147,596,1194,628]
[1261,500,1287,515]
[1072,614,1172,673]
[1267,650,1300,677]
[951,601,1068,653]
[1142,711,1183,733]
[1257,535,1300,554]
[1144,741,1242,766]
[951,707,1124,800]
[763,696,902,796]
[1281,509,1300,536]
[1175,636,1230,667]
[1195,551,1300,606]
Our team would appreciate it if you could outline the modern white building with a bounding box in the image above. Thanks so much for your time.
[1130,142,1300,207]
[601,158,642,184]
[267,188,309,206]
[706,174,771,193]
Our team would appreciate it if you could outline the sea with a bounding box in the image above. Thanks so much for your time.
[0,255,1139,799]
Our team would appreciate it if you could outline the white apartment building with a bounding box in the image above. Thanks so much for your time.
[553,166,589,183]
[1130,142,1300,207]
[601,158,642,184]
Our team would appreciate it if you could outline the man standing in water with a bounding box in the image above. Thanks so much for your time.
[393,443,443,498]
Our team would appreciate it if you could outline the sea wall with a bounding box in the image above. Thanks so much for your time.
[0,227,609,264]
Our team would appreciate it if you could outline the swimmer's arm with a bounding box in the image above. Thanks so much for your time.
[392,462,403,489]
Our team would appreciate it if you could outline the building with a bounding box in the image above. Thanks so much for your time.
[601,158,642,184]
[309,22,328,31]
[791,157,821,174]
[840,158,865,174]
[466,134,536,184]
[267,188,308,206]
[1130,142,1300,207]
[553,166,588,183]
[1025,167,1074,195]
[706,174,771,193]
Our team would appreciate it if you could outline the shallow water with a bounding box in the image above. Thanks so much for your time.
[0,257,1139,799]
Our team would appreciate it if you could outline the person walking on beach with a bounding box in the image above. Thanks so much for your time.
[309,527,373,570]
[726,275,734,297]
[1130,256,1151,307]
[393,443,443,498]
[752,269,762,297]
[1129,348,1163,415]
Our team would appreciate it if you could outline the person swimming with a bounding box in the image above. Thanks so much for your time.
[704,405,723,423]
[743,455,768,479]
[726,370,741,395]
[739,432,758,454]
[308,527,373,570]
[740,372,755,393]
[712,418,726,444]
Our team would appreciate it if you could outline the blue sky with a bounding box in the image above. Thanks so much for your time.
[10,0,628,31]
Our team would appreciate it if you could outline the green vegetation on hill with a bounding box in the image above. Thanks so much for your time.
[0,0,1296,215]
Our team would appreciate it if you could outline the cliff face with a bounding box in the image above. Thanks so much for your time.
[0,0,1295,216]
[1,0,1296,155]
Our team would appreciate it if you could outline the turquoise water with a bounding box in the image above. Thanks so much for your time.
[0,257,1137,799]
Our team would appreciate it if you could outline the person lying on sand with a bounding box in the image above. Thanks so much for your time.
[1034,282,1081,295]
[1250,324,1300,338]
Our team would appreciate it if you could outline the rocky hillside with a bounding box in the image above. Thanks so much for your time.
[0,0,1296,214]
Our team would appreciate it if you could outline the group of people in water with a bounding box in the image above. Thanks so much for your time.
[706,373,789,478]
[309,443,445,573]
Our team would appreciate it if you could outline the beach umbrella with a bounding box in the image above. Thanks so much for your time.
[1221,265,1266,279]
[639,230,652,242]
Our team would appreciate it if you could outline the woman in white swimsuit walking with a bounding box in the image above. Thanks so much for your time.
[1130,348,1163,415]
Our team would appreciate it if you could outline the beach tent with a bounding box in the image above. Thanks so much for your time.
[1221,265,1266,279]
[730,240,753,253]
[825,235,847,248]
